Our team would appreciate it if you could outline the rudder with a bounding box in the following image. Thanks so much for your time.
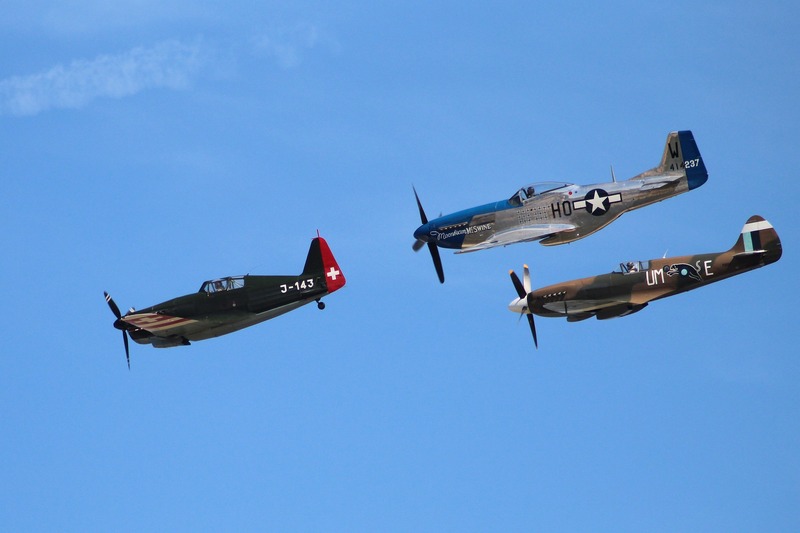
[302,236,346,293]
[677,130,708,190]
[730,215,782,264]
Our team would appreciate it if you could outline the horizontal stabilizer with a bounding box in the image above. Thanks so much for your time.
[637,175,682,191]
[638,182,671,191]
[730,249,769,269]
[733,250,767,258]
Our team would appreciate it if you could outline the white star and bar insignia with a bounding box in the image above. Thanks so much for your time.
[572,188,622,216]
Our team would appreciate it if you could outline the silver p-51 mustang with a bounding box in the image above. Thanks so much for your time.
[413,130,708,283]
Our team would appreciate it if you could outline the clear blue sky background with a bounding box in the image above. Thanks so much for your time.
[2,2,798,531]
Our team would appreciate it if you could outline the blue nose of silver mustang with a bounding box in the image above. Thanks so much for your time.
[414,223,431,243]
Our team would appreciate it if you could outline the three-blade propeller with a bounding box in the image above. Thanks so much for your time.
[104,291,131,369]
[509,265,538,348]
[412,186,445,283]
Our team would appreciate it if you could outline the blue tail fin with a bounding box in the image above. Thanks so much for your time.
[676,130,708,190]
[630,130,708,189]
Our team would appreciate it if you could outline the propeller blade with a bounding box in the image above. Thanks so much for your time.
[123,331,130,370]
[511,270,537,348]
[413,186,428,225]
[526,314,538,349]
[104,291,121,319]
[105,291,132,368]
[523,264,531,294]
[413,186,445,283]
[427,242,445,284]
[412,239,425,252]
[509,270,526,298]
[526,293,539,349]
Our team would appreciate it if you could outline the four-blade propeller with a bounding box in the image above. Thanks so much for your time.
[412,186,445,284]
[509,265,538,348]
[104,291,131,369]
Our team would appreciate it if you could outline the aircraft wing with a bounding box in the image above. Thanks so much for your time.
[121,313,202,337]
[543,298,621,314]
[455,223,576,254]
[544,299,647,319]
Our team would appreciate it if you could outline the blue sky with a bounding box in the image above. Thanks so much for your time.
[2,1,798,531]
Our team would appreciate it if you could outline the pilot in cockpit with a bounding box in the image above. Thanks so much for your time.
[627,261,639,272]
[526,186,535,198]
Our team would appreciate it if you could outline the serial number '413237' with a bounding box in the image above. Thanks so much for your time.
[280,278,315,293]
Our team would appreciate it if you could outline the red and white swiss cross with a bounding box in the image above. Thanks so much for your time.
[318,237,346,292]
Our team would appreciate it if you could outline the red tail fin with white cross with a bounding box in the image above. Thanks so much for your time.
[302,236,346,293]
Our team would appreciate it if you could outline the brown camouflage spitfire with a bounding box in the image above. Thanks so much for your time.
[508,215,782,347]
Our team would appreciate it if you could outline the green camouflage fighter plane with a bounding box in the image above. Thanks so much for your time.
[508,215,782,347]
[104,235,346,368]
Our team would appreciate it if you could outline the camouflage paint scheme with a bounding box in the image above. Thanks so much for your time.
[106,237,346,352]
[414,131,707,260]
[509,216,781,324]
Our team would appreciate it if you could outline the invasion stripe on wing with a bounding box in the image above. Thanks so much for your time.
[122,313,197,332]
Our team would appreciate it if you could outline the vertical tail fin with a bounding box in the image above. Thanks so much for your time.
[663,130,708,189]
[303,236,346,293]
[632,130,708,189]
[730,215,782,264]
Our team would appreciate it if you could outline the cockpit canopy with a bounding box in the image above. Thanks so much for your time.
[617,261,650,274]
[509,181,572,206]
[199,276,245,293]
